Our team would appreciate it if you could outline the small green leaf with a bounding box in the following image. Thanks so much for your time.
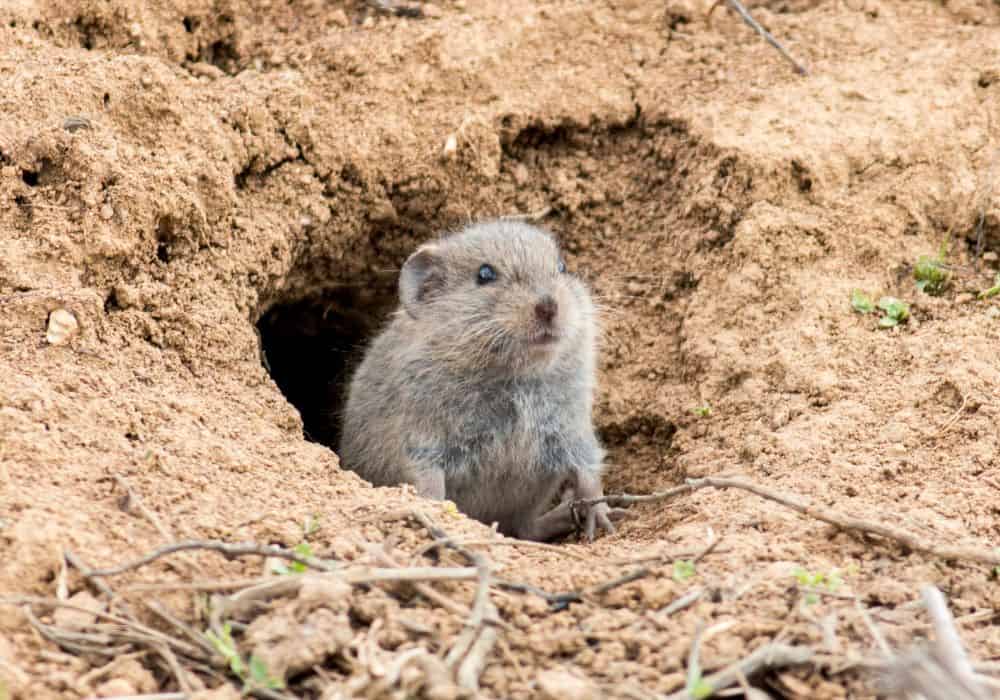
[851,289,875,314]
[289,542,314,573]
[249,655,285,690]
[206,623,246,678]
[876,297,909,327]
[692,406,711,418]
[303,514,321,537]
[673,559,696,582]
[689,677,714,699]
[268,561,291,575]
[979,273,1000,299]
[913,255,950,296]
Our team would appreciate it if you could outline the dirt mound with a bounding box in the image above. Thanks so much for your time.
[2,0,1000,697]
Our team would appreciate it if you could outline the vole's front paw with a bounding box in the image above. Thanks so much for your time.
[579,501,627,542]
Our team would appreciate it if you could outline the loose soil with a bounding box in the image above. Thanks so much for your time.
[2,0,999,698]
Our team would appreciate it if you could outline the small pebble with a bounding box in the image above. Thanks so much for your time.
[100,204,114,220]
[983,251,998,264]
[46,309,79,345]
[95,678,136,697]
[62,116,92,132]
[537,669,597,700]
[140,74,153,88]
[188,62,225,80]
[52,591,101,629]
[956,293,974,304]
[441,134,458,160]
[330,8,349,26]
[423,3,442,17]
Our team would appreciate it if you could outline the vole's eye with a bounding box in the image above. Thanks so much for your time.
[557,257,567,274]
[477,263,498,285]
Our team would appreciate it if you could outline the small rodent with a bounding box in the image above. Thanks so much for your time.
[339,219,620,541]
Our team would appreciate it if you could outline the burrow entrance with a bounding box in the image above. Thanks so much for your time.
[256,282,397,450]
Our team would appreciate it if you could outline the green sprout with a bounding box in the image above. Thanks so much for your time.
[793,567,844,605]
[688,675,714,699]
[692,406,712,418]
[269,541,315,576]
[206,623,246,679]
[206,623,284,691]
[914,255,950,295]
[980,272,1000,299]
[673,560,697,582]
[248,656,285,691]
[302,513,321,537]
[876,297,909,328]
[851,289,875,314]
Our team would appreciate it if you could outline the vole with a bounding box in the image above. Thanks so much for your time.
[339,219,619,541]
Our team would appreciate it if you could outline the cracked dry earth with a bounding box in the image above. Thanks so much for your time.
[2,0,1000,698]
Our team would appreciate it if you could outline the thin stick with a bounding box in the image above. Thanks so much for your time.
[922,586,978,686]
[93,695,186,700]
[123,579,271,593]
[113,474,174,541]
[975,147,998,265]
[589,568,649,596]
[369,546,472,618]
[5,597,211,660]
[856,598,894,657]
[84,540,338,577]
[64,550,117,599]
[712,0,809,75]
[420,536,594,563]
[582,476,1000,567]
[665,642,814,699]
[932,392,970,439]
[880,587,994,700]
[413,512,500,691]
[144,600,218,658]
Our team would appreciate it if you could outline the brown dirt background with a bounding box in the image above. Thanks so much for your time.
[2,0,1000,697]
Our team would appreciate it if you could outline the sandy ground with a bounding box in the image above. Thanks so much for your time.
[1,0,999,697]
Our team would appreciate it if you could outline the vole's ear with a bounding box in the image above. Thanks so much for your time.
[399,244,443,318]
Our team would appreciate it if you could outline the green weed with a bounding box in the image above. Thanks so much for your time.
[206,622,284,691]
[673,560,697,582]
[793,567,844,605]
[876,297,909,328]
[914,255,950,295]
[851,289,875,313]
[851,291,909,328]
[980,272,1000,299]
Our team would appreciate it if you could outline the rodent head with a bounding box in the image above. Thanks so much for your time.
[397,220,597,375]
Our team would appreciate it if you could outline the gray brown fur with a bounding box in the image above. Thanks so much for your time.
[338,220,617,541]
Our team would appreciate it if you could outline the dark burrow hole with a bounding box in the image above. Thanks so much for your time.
[256,283,398,450]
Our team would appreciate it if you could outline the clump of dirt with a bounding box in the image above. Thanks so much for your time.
[2,0,1000,698]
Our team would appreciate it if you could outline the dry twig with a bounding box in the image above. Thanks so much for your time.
[709,0,809,75]
[880,586,994,700]
[412,511,500,692]
[582,476,1000,567]
[85,539,338,577]
[113,474,175,541]
[666,642,814,699]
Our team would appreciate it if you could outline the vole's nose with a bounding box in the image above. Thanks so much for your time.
[534,295,558,324]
